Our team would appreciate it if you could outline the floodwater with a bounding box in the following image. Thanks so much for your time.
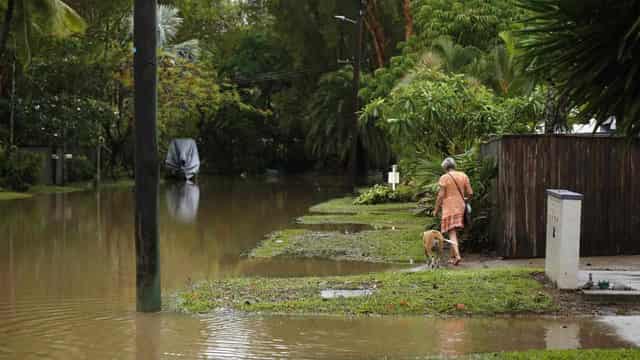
[1,176,639,359]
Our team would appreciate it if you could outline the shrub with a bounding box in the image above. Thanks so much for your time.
[0,148,44,192]
[66,155,95,182]
[354,184,415,205]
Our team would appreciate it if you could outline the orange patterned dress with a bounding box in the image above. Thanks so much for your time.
[439,171,473,233]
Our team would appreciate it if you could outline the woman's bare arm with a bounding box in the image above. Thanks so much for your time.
[433,186,445,216]
[464,175,474,200]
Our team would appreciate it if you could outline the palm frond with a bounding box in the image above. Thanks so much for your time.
[516,0,640,135]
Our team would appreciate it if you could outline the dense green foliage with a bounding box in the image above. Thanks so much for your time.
[363,69,541,156]
[0,0,86,63]
[354,184,414,205]
[411,0,526,51]
[0,146,43,191]
[2,0,613,190]
[517,0,640,135]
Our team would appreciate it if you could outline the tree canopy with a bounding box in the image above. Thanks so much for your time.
[517,0,640,135]
[4,0,627,182]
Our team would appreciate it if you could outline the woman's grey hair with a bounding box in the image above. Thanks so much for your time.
[441,157,456,171]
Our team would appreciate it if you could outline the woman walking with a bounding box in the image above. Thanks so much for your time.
[432,157,473,265]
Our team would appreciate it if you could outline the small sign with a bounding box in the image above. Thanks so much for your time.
[388,165,400,191]
[64,154,73,160]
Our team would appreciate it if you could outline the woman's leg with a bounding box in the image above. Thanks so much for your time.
[448,229,462,263]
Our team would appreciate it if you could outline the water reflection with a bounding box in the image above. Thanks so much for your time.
[166,182,200,224]
[439,318,467,356]
[136,314,161,360]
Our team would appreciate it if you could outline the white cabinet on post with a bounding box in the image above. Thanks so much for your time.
[545,189,583,290]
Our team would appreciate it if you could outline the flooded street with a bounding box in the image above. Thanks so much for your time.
[0,176,639,359]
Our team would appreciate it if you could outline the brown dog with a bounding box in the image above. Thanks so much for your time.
[423,230,445,268]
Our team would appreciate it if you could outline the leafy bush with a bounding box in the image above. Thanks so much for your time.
[66,155,95,182]
[354,184,415,205]
[0,148,44,192]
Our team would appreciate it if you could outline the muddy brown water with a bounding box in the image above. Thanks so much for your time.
[1,176,639,359]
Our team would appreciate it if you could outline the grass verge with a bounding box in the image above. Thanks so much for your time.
[0,179,136,201]
[251,197,435,263]
[251,228,428,263]
[0,191,33,200]
[176,268,553,316]
[467,349,640,359]
[28,184,87,194]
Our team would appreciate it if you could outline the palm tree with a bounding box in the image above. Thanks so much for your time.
[516,0,640,135]
[0,0,86,63]
[427,36,482,74]
[0,0,84,145]
[128,4,183,49]
[156,4,182,48]
[489,32,535,98]
[306,66,392,170]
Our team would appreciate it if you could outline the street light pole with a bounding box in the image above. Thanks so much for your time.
[134,0,161,313]
[347,0,365,186]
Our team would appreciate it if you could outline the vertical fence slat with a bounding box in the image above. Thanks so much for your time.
[481,135,640,258]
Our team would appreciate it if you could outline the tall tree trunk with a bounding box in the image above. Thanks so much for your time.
[348,0,365,186]
[0,0,16,60]
[9,57,15,145]
[364,0,386,68]
[364,18,385,69]
[402,0,414,41]
[544,86,570,134]
[134,0,160,313]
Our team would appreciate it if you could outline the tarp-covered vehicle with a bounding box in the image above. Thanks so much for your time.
[165,138,200,181]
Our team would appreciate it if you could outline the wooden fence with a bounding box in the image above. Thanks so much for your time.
[481,135,640,258]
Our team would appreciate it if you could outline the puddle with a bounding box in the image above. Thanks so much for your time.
[294,223,386,234]
[320,289,375,299]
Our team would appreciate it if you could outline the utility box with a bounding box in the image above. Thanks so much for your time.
[545,190,583,289]
[388,165,400,191]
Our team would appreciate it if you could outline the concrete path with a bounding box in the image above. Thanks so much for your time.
[459,255,640,272]
[409,255,640,290]
[579,271,640,291]
[462,255,640,290]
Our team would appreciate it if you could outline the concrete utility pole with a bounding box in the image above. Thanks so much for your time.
[348,0,365,185]
[134,0,161,312]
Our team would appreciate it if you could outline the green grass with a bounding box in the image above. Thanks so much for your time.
[467,349,640,359]
[0,191,33,200]
[251,227,429,263]
[309,197,417,214]
[0,184,87,200]
[0,178,136,201]
[251,197,434,263]
[98,179,136,189]
[28,184,87,194]
[176,268,554,316]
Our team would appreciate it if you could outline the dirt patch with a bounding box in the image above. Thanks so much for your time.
[532,272,640,316]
